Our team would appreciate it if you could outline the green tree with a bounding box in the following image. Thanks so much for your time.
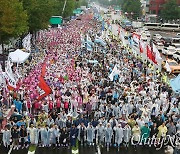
[63,0,76,17]
[52,0,77,18]
[122,0,141,19]
[0,0,28,42]
[160,0,180,20]
[22,0,55,33]
[79,0,88,7]
[0,0,28,69]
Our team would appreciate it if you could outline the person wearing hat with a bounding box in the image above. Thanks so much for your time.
[113,124,124,151]
[105,123,113,152]
[86,122,95,146]
[123,123,131,148]
[157,122,168,139]
[41,125,50,147]
[27,124,38,145]
[2,125,11,149]
[96,122,105,146]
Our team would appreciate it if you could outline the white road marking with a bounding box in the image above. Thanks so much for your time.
[97,145,101,154]
[8,145,13,154]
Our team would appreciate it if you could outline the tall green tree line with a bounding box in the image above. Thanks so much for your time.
[160,0,180,20]
[0,0,88,43]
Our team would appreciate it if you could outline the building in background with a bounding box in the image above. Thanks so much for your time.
[141,0,150,15]
[149,0,180,16]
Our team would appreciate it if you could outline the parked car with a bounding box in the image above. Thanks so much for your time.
[156,42,164,50]
[144,31,151,38]
[162,59,180,74]
[177,33,180,37]
[162,46,176,56]
[160,37,172,47]
[153,34,162,40]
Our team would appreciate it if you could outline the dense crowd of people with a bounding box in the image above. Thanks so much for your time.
[0,9,180,154]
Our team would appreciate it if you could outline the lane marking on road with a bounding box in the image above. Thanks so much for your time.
[8,145,13,154]
[97,145,101,154]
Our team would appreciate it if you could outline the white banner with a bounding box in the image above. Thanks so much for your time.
[5,60,17,88]
[22,33,31,51]
[109,65,120,81]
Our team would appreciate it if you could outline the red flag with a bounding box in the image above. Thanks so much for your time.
[151,51,157,64]
[147,45,153,60]
[37,63,51,100]
[41,63,46,77]
[139,41,143,53]
[37,76,51,101]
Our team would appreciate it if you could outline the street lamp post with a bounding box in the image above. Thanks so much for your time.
[62,0,67,17]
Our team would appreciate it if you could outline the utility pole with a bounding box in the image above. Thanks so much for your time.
[62,0,67,17]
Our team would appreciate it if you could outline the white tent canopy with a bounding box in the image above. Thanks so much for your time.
[8,49,30,63]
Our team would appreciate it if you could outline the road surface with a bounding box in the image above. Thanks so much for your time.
[0,144,166,154]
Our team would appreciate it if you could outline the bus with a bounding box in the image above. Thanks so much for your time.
[144,23,161,30]
[161,23,180,32]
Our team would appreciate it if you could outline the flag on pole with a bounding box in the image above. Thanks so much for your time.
[94,36,107,46]
[165,61,171,73]
[147,45,153,60]
[139,41,144,53]
[86,34,94,46]
[132,32,140,45]
[152,43,162,65]
[86,42,93,51]
[37,63,51,100]
[22,33,31,51]
[109,65,120,81]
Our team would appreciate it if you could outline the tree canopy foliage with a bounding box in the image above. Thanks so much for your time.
[0,0,88,44]
[160,0,180,20]
[121,0,141,19]
[22,0,56,33]
[0,0,28,42]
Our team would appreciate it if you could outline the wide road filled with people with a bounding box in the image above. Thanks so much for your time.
[0,6,179,154]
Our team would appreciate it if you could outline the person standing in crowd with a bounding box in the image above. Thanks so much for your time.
[19,124,27,148]
[150,122,158,138]
[140,123,150,145]
[11,125,20,150]
[41,125,50,147]
[86,123,95,146]
[113,124,124,151]
[70,124,78,147]
[0,9,179,153]
[123,123,131,148]
[105,123,113,151]
[77,122,86,146]
[60,127,69,147]
[96,122,105,146]
[132,123,141,149]
[2,125,11,149]
[27,124,38,145]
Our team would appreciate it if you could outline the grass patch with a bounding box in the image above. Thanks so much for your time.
[72,139,79,150]
[28,145,37,152]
